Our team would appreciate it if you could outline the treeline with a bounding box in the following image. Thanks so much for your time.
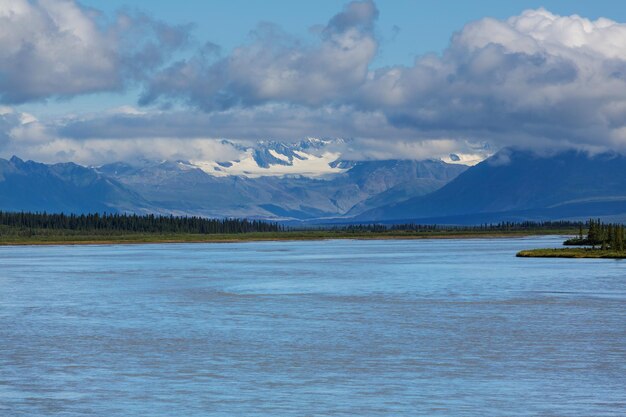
[0,212,283,234]
[391,220,579,232]
[0,212,592,237]
[565,219,625,251]
[331,220,581,233]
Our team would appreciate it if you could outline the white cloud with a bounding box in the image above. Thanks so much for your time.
[133,6,626,156]
[140,0,379,109]
[354,8,626,151]
[1,135,243,166]
[4,4,626,164]
[0,0,188,103]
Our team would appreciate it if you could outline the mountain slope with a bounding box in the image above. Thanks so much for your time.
[0,157,149,214]
[357,149,626,223]
[99,158,467,219]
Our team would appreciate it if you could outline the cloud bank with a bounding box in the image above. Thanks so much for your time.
[2,1,626,164]
[359,8,626,152]
[140,0,379,110]
[0,0,189,103]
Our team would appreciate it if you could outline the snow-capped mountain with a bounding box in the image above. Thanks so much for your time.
[93,140,469,219]
[0,139,480,220]
[190,138,347,178]
[156,138,491,179]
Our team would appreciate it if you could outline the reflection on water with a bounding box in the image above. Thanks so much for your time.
[1,237,625,416]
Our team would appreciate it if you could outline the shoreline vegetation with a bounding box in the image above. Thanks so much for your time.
[0,212,580,246]
[517,219,626,259]
[0,230,575,246]
[517,248,626,259]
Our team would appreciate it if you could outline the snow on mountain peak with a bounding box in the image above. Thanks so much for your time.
[110,138,485,178]
[191,138,348,178]
[441,153,488,166]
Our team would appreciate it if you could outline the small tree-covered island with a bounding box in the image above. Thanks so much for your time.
[517,219,626,259]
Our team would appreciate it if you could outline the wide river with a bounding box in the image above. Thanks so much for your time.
[1,237,625,416]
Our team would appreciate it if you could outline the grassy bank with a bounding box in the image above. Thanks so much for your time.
[0,228,577,246]
[517,248,626,259]
[0,230,571,245]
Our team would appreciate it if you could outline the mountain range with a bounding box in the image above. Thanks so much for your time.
[356,148,626,224]
[2,140,626,224]
[0,139,467,220]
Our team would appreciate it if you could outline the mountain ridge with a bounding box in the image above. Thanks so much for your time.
[5,147,624,224]
[0,156,151,214]
[356,148,626,223]
[99,157,466,219]
[0,153,466,219]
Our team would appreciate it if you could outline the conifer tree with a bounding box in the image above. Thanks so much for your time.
[587,219,596,248]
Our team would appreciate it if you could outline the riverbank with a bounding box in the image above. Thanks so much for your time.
[517,248,626,259]
[0,229,576,246]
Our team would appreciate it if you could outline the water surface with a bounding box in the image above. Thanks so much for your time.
[1,237,625,416]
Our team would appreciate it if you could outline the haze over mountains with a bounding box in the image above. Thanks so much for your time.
[0,139,467,220]
[2,138,626,224]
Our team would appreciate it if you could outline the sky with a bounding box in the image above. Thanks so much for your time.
[2,0,626,165]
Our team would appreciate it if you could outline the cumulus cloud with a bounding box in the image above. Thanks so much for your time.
[139,0,379,110]
[0,0,189,103]
[356,8,626,152]
[4,3,626,164]
[0,106,57,159]
[0,108,22,146]
[0,103,480,164]
[0,107,244,164]
[56,105,410,141]
[137,6,626,155]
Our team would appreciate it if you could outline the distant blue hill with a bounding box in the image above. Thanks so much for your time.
[0,156,149,214]
[356,148,626,224]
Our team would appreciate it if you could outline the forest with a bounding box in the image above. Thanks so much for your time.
[518,219,626,258]
[564,219,625,251]
[0,212,283,234]
[0,211,586,245]
[0,212,584,234]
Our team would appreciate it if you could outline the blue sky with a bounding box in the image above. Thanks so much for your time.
[3,0,626,165]
[79,0,626,65]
